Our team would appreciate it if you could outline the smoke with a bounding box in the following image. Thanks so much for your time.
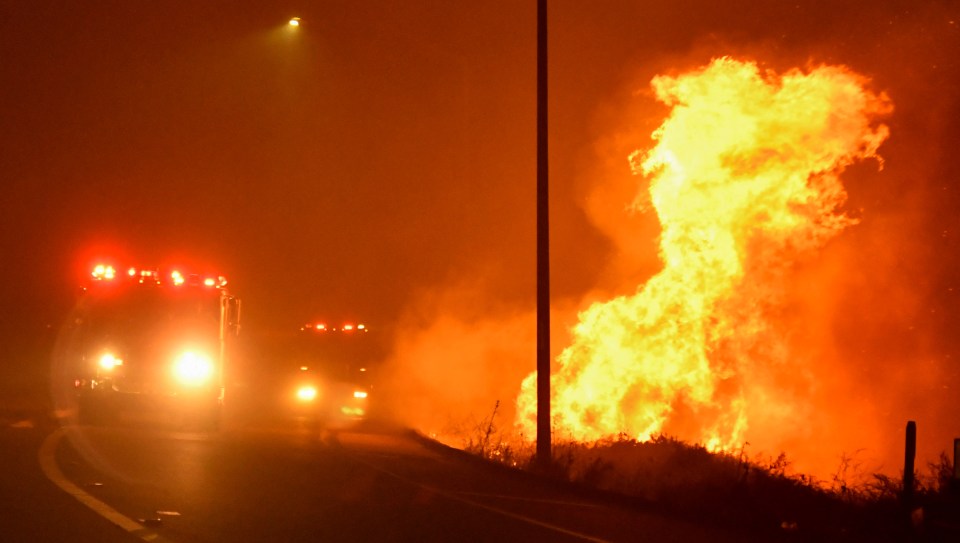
[376,283,540,445]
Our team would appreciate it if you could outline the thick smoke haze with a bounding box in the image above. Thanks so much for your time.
[0,1,957,480]
[377,285,537,439]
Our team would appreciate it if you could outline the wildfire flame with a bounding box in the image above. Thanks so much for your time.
[517,57,892,453]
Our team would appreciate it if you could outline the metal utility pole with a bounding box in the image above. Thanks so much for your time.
[536,0,551,467]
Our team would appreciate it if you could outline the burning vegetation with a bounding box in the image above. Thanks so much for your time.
[517,57,893,469]
[384,43,953,501]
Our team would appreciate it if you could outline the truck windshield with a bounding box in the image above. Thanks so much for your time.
[256,329,384,384]
[77,285,221,359]
[84,286,217,330]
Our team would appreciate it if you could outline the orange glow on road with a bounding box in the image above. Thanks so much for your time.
[517,58,891,455]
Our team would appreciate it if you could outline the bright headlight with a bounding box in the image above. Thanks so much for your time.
[173,351,214,386]
[353,390,368,399]
[99,353,122,371]
[296,385,318,402]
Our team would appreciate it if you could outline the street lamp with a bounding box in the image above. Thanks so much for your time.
[288,17,301,27]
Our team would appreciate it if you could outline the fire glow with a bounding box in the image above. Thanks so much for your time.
[517,58,892,455]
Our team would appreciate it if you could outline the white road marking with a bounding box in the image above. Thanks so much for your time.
[38,427,174,543]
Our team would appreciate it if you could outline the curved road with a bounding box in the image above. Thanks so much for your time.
[3,413,767,542]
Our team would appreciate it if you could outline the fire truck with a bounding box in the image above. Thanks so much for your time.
[288,322,374,426]
[245,321,378,429]
[58,263,241,429]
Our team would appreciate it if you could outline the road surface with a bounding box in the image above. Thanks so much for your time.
[0,409,770,543]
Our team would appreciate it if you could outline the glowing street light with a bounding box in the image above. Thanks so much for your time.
[288,17,301,27]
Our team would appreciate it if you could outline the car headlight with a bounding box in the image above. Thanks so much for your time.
[98,352,122,371]
[173,351,214,386]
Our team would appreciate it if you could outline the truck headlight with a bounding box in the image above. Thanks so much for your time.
[98,352,122,371]
[173,351,214,386]
[296,385,318,402]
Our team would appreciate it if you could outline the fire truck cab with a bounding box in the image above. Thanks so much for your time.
[63,264,241,429]
[239,321,379,429]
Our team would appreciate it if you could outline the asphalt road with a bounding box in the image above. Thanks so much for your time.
[1,414,138,542]
[0,407,773,543]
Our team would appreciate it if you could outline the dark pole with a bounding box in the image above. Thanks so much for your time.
[954,438,960,484]
[536,0,551,467]
[903,420,916,506]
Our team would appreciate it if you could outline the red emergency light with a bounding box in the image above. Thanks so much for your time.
[91,264,116,280]
[301,322,367,332]
[90,263,227,288]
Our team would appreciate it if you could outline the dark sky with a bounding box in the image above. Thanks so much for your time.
[1,1,956,316]
[1,1,543,336]
[3,0,959,458]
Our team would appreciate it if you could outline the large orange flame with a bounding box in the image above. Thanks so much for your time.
[517,57,892,454]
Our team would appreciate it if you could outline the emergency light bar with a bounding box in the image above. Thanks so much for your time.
[301,322,368,332]
[91,265,116,280]
[90,263,227,288]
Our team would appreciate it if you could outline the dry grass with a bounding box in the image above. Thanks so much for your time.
[445,404,958,541]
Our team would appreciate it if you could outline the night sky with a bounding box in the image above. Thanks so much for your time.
[2,1,959,465]
[1,1,538,333]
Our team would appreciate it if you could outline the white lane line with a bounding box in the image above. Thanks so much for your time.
[349,452,613,543]
[38,427,173,543]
